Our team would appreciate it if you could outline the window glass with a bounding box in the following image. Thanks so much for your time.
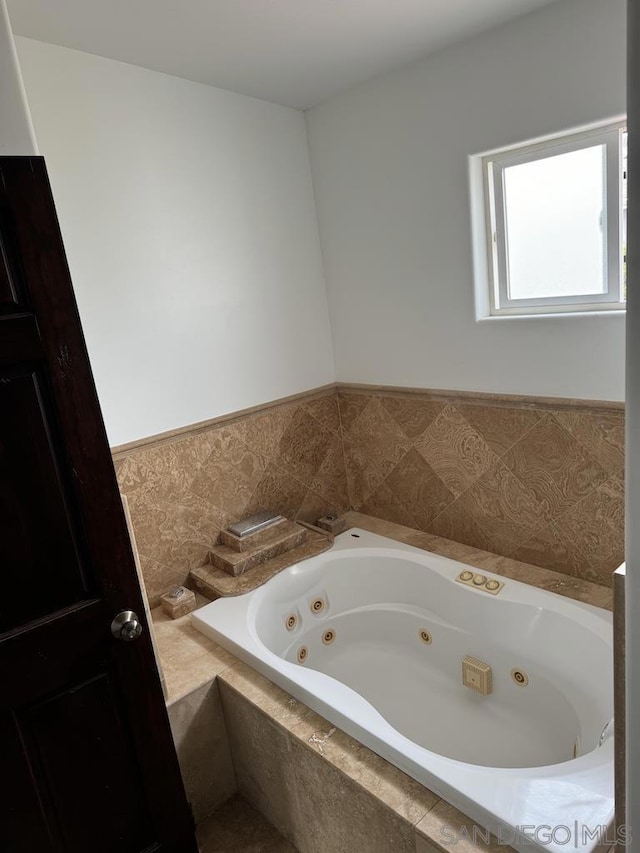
[503,144,606,300]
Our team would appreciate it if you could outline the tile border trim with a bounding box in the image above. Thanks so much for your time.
[112,382,624,459]
[336,382,625,413]
[111,383,336,458]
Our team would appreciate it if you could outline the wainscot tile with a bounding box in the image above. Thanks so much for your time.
[455,403,541,459]
[348,397,411,476]
[386,448,455,530]
[500,415,607,516]
[337,392,372,434]
[415,405,498,498]
[380,397,445,441]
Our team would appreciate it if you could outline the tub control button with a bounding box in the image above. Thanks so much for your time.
[472,574,487,586]
[485,580,500,591]
[459,570,474,582]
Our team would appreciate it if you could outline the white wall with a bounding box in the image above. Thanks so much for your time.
[0,1,37,154]
[16,38,335,446]
[306,0,626,402]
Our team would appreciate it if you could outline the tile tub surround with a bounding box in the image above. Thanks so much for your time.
[113,383,624,606]
[152,517,610,853]
[338,386,624,588]
[218,660,517,853]
[113,388,348,606]
[154,598,237,823]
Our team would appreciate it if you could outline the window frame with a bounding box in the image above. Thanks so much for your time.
[478,120,626,318]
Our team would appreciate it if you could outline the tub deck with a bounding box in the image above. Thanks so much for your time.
[154,513,611,853]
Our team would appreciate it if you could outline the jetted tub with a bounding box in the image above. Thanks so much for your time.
[193,528,614,853]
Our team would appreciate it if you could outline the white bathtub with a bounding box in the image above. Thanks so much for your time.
[193,528,614,853]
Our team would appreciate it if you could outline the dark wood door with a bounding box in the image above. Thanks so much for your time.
[0,157,199,853]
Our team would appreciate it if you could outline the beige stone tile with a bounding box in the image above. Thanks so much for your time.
[386,448,455,530]
[190,432,265,520]
[163,651,235,704]
[415,405,498,498]
[558,478,625,581]
[138,555,189,608]
[348,398,411,476]
[276,408,335,484]
[151,592,207,628]
[309,435,350,510]
[160,490,228,566]
[129,488,227,576]
[114,453,158,498]
[427,499,498,555]
[343,438,384,509]
[291,710,438,825]
[243,404,297,466]
[131,442,194,501]
[455,403,541,458]
[168,681,236,823]
[304,394,342,435]
[219,680,304,845]
[290,737,416,853]
[554,410,625,479]
[197,795,297,853]
[361,481,419,530]
[423,536,495,566]
[152,600,236,702]
[296,489,344,526]
[245,463,309,521]
[380,397,445,441]
[416,799,514,853]
[456,462,548,555]
[512,520,601,584]
[171,424,242,477]
[219,662,318,731]
[158,625,230,671]
[337,392,372,434]
[190,531,331,598]
[501,415,607,516]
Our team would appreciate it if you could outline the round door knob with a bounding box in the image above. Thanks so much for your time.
[111,610,143,642]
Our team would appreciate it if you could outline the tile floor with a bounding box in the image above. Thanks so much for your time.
[197,795,297,852]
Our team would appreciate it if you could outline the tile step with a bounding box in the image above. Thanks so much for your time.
[208,520,307,577]
[190,530,332,599]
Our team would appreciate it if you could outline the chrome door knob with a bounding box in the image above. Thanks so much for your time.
[111,610,143,642]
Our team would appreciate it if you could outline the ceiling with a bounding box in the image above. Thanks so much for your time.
[7,0,563,110]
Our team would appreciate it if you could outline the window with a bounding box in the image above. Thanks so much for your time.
[472,121,627,317]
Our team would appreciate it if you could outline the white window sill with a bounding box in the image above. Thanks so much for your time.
[476,310,626,322]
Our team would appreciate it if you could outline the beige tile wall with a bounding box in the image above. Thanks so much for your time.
[113,390,348,606]
[113,384,625,604]
[342,388,624,587]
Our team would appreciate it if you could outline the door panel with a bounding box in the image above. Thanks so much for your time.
[0,157,198,852]
[0,711,56,853]
[0,218,28,314]
[0,367,88,632]
[25,671,153,853]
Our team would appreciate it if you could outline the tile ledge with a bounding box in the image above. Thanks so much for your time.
[337,382,624,413]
